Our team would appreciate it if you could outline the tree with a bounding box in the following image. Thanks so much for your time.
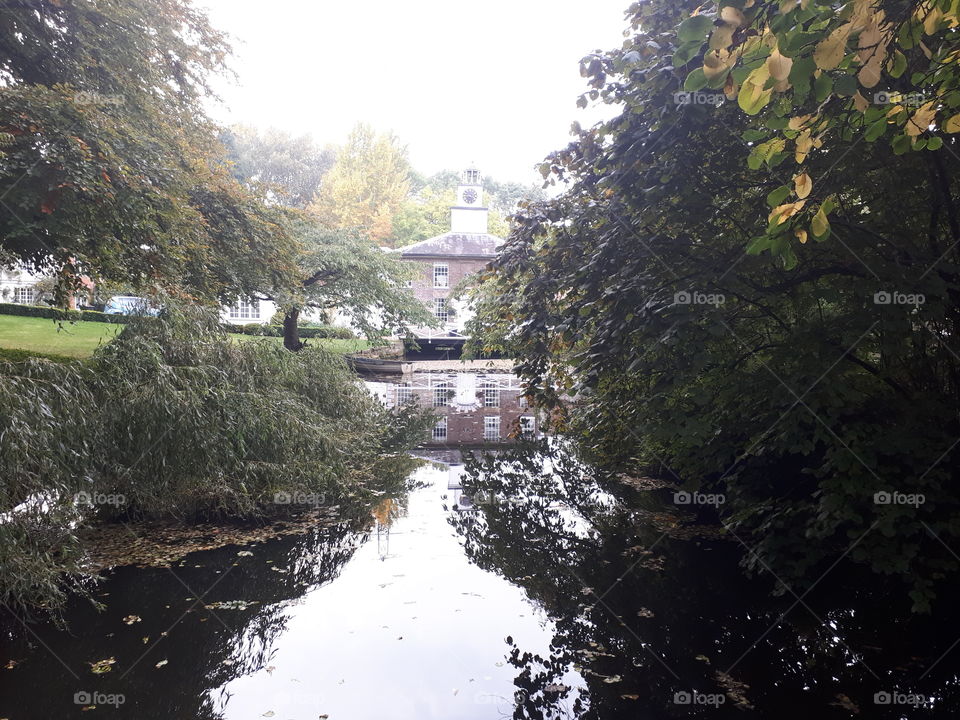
[222,125,335,208]
[308,124,411,244]
[0,0,297,305]
[670,0,960,266]
[471,0,960,611]
[260,220,435,351]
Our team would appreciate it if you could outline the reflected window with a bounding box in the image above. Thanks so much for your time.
[432,417,448,441]
[435,298,449,323]
[481,380,500,408]
[484,416,500,441]
[396,384,413,404]
[433,381,450,407]
[520,416,536,435]
[518,394,529,409]
[433,264,449,288]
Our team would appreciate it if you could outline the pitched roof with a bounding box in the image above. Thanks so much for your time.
[396,232,504,259]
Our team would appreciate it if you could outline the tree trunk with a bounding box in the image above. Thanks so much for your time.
[283,307,304,351]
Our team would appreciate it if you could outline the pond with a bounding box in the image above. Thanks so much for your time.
[1,371,959,718]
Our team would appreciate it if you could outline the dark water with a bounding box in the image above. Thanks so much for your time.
[2,374,960,718]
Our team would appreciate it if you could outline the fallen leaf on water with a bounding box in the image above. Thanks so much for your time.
[155,659,168,668]
[265,666,276,675]
[262,713,275,718]
[122,615,141,625]
[142,637,149,644]
[237,550,254,557]
[89,657,116,674]
[602,675,622,684]
[4,660,18,670]
[621,694,639,700]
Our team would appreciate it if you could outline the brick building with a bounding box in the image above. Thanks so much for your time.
[369,372,536,447]
[396,167,503,337]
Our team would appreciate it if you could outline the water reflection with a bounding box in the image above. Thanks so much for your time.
[450,440,960,719]
[367,371,536,446]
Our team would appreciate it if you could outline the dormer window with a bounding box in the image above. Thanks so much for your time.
[463,168,481,185]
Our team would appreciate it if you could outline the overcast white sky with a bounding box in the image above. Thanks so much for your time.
[199,0,630,185]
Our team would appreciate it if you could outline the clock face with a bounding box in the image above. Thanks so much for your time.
[463,188,478,204]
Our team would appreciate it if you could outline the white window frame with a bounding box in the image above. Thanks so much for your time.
[396,384,413,405]
[13,286,34,304]
[483,416,501,441]
[464,169,481,184]
[481,380,500,408]
[229,297,260,320]
[433,381,450,408]
[432,417,448,442]
[434,298,449,323]
[433,264,449,288]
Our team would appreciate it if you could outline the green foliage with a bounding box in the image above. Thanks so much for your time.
[472,0,960,611]
[223,322,355,339]
[0,0,299,303]
[671,0,960,261]
[0,302,126,324]
[222,124,335,208]
[0,307,433,611]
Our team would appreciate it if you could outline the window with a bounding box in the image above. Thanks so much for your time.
[433,264,449,288]
[13,286,34,304]
[229,298,260,320]
[396,384,413,405]
[481,380,500,408]
[519,416,536,435]
[483,416,501,441]
[464,169,481,184]
[518,394,529,409]
[433,381,450,407]
[434,298,449,323]
[432,417,448,442]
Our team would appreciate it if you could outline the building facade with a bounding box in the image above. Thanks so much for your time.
[397,167,503,336]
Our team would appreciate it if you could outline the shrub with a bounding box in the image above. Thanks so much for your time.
[0,307,430,611]
[0,302,127,324]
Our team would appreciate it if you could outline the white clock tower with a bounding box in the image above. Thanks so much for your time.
[450,166,488,234]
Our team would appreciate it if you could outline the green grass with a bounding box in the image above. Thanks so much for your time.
[0,315,122,358]
[231,333,371,354]
[0,314,370,360]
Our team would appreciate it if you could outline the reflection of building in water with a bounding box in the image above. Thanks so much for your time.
[370,372,537,446]
[371,497,405,561]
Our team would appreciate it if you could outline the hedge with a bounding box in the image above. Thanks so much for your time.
[0,302,126,324]
[224,323,355,339]
[0,303,355,339]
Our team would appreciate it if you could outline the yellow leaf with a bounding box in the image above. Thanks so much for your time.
[710,24,735,51]
[738,64,773,115]
[795,129,813,163]
[906,101,937,137]
[853,91,870,112]
[795,228,808,244]
[788,114,815,130]
[811,208,829,237]
[780,0,798,13]
[703,49,734,80]
[721,6,747,26]
[794,172,813,199]
[923,6,944,34]
[858,54,884,88]
[813,23,852,70]
[769,200,806,225]
[945,113,960,133]
[767,49,794,81]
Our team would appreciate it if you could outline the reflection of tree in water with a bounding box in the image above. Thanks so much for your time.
[450,441,960,719]
[0,512,375,720]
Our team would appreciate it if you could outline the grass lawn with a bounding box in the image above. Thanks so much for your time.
[0,314,122,358]
[0,314,370,360]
